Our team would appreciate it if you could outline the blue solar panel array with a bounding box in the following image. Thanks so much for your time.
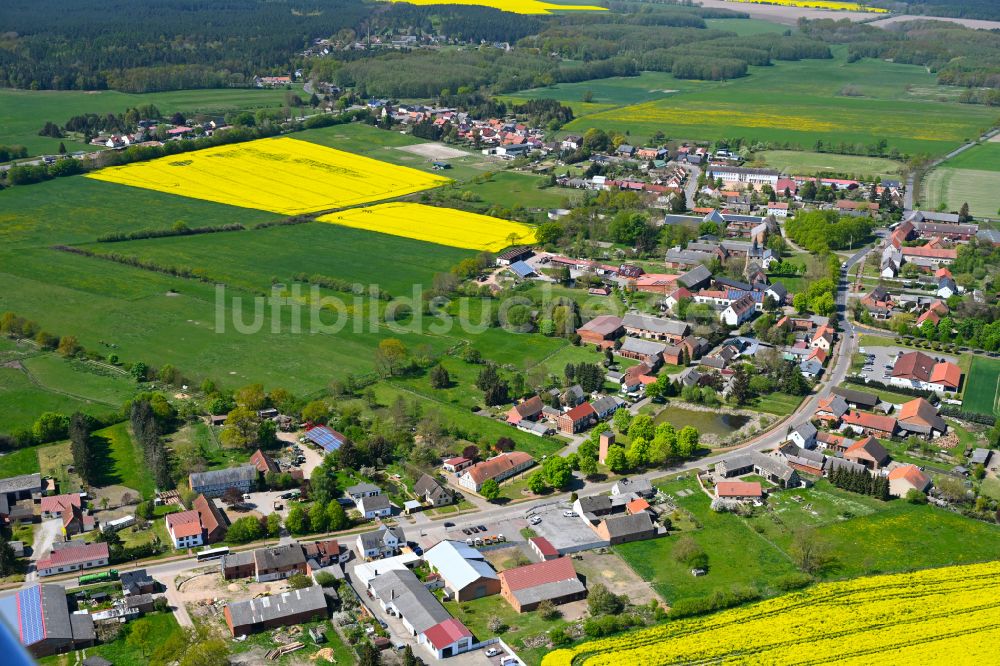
[510,261,535,278]
[17,586,44,646]
[305,426,345,453]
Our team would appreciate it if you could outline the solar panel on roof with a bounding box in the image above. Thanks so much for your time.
[17,586,44,646]
[305,426,344,453]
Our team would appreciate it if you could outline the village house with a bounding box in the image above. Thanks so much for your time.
[618,337,667,367]
[249,449,279,475]
[890,351,962,393]
[165,510,205,549]
[888,465,932,498]
[843,435,891,471]
[592,512,658,545]
[413,474,453,508]
[832,387,880,411]
[842,410,898,438]
[787,422,818,449]
[36,542,109,577]
[224,585,328,637]
[557,402,598,435]
[442,457,473,474]
[458,451,535,492]
[357,494,393,519]
[424,540,500,601]
[499,557,587,613]
[715,480,764,501]
[896,397,947,438]
[188,465,257,498]
[716,452,800,489]
[815,395,849,425]
[576,315,624,347]
[721,293,757,327]
[346,482,382,502]
[356,525,405,560]
[254,543,308,582]
[779,443,827,476]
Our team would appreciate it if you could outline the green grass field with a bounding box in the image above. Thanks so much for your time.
[964,356,1000,416]
[941,141,1000,172]
[39,612,183,666]
[453,171,577,209]
[618,476,1000,605]
[92,422,156,498]
[755,150,904,180]
[0,86,306,159]
[922,166,1000,218]
[523,50,997,157]
[0,446,42,477]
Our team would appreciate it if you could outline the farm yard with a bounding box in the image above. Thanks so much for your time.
[86,136,452,215]
[317,202,537,251]
[543,560,1000,665]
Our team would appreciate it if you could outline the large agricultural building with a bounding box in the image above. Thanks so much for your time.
[0,584,95,658]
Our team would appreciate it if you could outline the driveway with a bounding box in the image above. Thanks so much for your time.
[27,519,63,581]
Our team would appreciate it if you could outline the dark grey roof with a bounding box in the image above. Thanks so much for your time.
[358,494,392,512]
[119,569,154,592]
[576,495,611,513]
[222,550,255,568]
[620,337,667,357]
[613,478,652,496]
[0,473,42,495]
[124,594,154,609]
[832,387,879,408]
[254,543,307,571]
[70,612,95,641]
[602,512,655,538]
[825,457,866,474]
[189,465,257,488]
[622,313,689,337]
[346,482,381,496]
[590,395,620,416]
[413,474,449,501]
[359,526,404,550]
[792,422,817,441]
[677,265,712,288]
[369,569,450,634]
[226,585,327,630]
[509,576,586,608]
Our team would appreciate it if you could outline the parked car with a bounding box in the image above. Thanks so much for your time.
[485,648,500,657]
[478,525,487,532]
[529,515,542,525]
[443,522,455,528]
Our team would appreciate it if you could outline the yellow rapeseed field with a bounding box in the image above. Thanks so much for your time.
[317,202,536,251]
[725,0,887,12]
[86,137,451,215]
[544,560,1000,665]
[382,0,607,15]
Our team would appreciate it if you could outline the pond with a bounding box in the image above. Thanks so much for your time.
[652,404,751,437]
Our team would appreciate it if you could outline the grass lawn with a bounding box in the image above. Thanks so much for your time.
[754,150,904,180]
[963,355,1000,416]
[616,476,799,603]
[751,392,803,416]
[0,86,306,159]
[21,354,138,406]
[444,593,566,664]
[0,363,120,434]
[981,476,1000,501]
[38,441,78,493]
[941,141,1000,171]
[0,446,41,477]
[91,422,155,498]
[453,171,578,209]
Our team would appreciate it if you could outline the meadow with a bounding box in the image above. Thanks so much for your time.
[317,202,537,251]
[964,356,1000,416]
[921,166,1000,218]
[544,561,1000,665]
[382,0,606,14]
[453,171,578,209]
[755,150,903,179]
[942,141,1000,172]
[87,136,451,215]
[617,476,1000,606]
[0,86,305,159]
[546,51,997,157]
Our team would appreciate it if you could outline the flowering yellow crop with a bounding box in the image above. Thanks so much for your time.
[86,137,451,216]
[317,202,536,251]
[724,0,887,12]
[544,560,1000,665]
[382,0,607,15]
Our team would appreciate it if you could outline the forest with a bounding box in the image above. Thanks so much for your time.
[872,0,1000,21]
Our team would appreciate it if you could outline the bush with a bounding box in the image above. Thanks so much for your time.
[772,572,813,592]
[668,585,761,619]
[314,571,338,587]
[487,615,507,633]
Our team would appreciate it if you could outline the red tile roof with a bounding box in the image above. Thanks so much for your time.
[626,498,651,513]
[499,557,579,592]
[250,449,279,474]
[528,537,558,558]
[444,456,470,466]
[166,509,203,538]
[564,402,597,422]
[193,494,224,538]
[37,542,108,570]
[888,464,930,488]
[716,481,763,498]
[930,361,961,388]
[423,618,472,650]
[901,246,957,259]
[842,411,897,433]
[464,452,534,485]
[40,493,80,514]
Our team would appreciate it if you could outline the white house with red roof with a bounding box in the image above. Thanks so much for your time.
[165,509,205,549]
[36,542,109,577]
[421,617,473,659]
[888,464,932,498]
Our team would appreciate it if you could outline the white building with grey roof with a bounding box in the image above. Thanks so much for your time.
[188,464,257,497]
